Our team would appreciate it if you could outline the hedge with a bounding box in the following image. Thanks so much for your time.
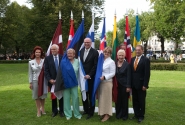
[151,63,185,71]
[150,60,185,63]
[0,60,29,63]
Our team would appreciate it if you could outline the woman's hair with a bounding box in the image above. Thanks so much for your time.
[117,49,125,56]
[67,48,76,55]
[103,47,112,55]
[30,46,45,59]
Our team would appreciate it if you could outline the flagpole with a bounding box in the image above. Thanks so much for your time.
[59,11,61,20]
[71,11,73,20]
[82,10,84,19]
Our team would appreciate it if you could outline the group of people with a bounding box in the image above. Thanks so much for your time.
[28,38,150,123]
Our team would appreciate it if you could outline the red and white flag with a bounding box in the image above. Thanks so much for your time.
[46,20,63,56]
[124,14,132,63]
[67,11,74,48]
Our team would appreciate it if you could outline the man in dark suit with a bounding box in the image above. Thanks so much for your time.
[130,45,150,123]
[80,38,99,120]
[44,44,64,117]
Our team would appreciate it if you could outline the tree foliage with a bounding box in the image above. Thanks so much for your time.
[0,0,105,56]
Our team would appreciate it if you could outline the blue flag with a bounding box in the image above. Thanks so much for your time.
[91,17,106,106]
[60,19,84,89]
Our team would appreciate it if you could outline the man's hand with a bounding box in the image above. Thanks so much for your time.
[84,75,91,79]
[49,79,55,84]
[126,88,131,92]
[142,86,147,91]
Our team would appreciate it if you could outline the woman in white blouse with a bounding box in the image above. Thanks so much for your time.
[28,46,47,117]
[98,47,116,122]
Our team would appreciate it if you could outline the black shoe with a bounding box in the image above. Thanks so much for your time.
[59,113,65,117]
[52,112,58,117]
[130,116,138,120]
[82,112,88,115]
[86,115,92,120]
[122,117,128,121]
[138,118,143,123]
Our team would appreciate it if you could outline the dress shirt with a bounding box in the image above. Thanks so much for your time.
[134,55,142,64]
[53,55,59,64]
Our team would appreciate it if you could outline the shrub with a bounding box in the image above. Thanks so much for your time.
[151,63,185,71]
[0,60,29,64]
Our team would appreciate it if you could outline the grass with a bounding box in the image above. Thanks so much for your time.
[0,64,185,125]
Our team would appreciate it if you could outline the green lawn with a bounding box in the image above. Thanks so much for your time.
[0,64,185,125]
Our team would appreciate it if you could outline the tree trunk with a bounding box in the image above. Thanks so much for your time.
[160,36,164,55]
[144,40,148,56]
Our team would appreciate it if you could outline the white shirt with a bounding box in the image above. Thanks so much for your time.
[102,57,116,82]
[135,55,142,64]
[53,54,59,64]
[84,47,91,56]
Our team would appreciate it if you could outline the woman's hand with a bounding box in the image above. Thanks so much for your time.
[29,83,33,90]
[126,88,131,92]
[100,76,105,81]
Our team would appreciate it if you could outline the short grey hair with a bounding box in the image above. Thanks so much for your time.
[51,44,59,50]
[117,49,125,56]
[67,48,75,55]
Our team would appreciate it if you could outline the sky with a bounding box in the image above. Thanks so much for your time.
[10,0,152,32]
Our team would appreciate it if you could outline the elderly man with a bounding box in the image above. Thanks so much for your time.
[130,45,150,123]
[80,38,99,119]
[44,44,64,117]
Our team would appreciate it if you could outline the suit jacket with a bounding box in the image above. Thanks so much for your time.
[102,57,116,81]
[80,47,99,79]
[116,61,131,88]
[28,59,44,83]
[44,55,62,87]
[131,55,150,89]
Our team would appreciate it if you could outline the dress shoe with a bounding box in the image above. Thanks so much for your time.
[101,115,110,122]
[86,115,92,120]
[138,118,143,123]
[37,114,41,117]
[130,116,138,120]
[82,112,88,115]
[122,117,128,121]
[52,113,58,117]
[59,113,65,117]
[66,117,71,120]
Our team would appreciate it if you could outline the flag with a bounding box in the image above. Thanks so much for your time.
[86,19,94,48]
[60,19,85,91]
[78,18,94,101]
[132,14,141,57]
[43,19,63,99]
[99,17,106,50]
[67,12,74,48]
[124,15,132,63]
[111,13,119,61]
[91,17,106,106]
[111,12,119,103]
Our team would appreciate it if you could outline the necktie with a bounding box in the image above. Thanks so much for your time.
[134,57,138,71]
[83,49,88,62]
[54,56,58,72]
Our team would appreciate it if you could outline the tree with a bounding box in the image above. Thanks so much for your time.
[0,0,10,54]
[28,0,105,51]
[3,2,31,56]
[149,0,185,50]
